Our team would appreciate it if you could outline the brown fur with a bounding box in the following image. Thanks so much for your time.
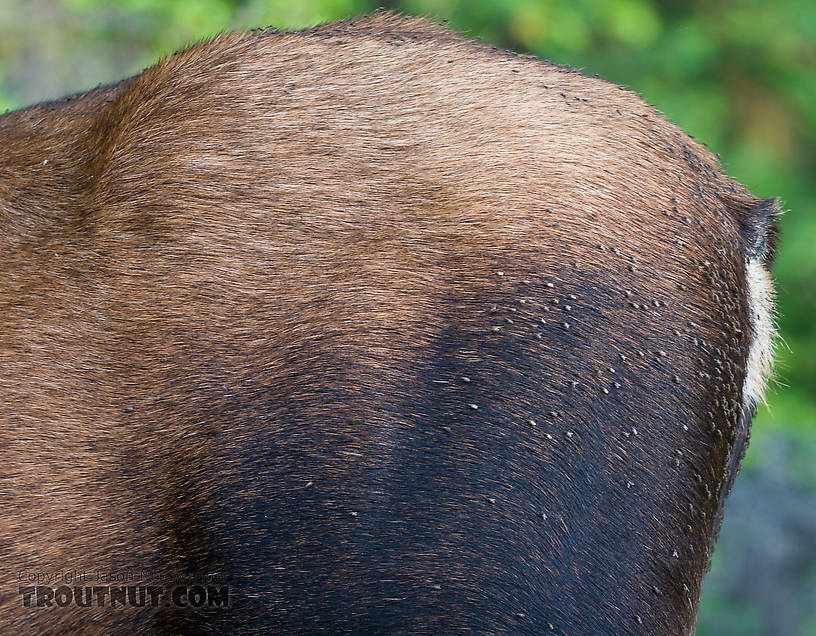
[0,12,776,635]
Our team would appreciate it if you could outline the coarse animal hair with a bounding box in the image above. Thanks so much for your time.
[0,11,778,635]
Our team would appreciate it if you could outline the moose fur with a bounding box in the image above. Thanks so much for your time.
[0,11,777,635]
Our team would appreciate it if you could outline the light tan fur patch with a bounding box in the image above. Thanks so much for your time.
[743,257,777,410]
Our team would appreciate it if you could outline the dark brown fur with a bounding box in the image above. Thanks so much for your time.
[0,12,776,635]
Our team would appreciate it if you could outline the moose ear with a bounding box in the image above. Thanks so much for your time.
[731,197,782,268]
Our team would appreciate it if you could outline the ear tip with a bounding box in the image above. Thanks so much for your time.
[733,197,782,266]
[756,197,784,219]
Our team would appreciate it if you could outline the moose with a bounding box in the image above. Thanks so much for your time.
[0,11,777,635]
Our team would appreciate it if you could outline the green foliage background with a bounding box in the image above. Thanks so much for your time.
[2,1,814,633]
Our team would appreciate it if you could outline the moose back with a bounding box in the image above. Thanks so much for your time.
[0,12,777,635]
